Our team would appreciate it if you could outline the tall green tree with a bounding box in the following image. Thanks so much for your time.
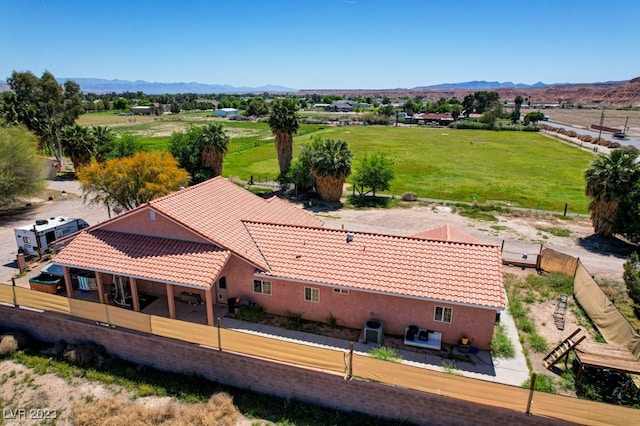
[91,126,115,162]
[584,150,640,236]
[169,124,229,183]
[0,123,45,207]
[246,98,269,117]
[97,133,143,162]
[461,94,475,116]
[310,138,353,202]
[450,104,462,121]
[60,124,96,171]
[279,143,314,192]
[268,98,300,174]
[379,104,394,116]
[77,151,189,211]
[1,71,83,163]
[513,95,524,123]
[352,152,395,197]
[200,123,229,177]
[479,101,503,127]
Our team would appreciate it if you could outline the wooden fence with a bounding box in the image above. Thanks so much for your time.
[0,284,637,424]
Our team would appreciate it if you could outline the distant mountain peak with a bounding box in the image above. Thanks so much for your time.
[413,81,549,90]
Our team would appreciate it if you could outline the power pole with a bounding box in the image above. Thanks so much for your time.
[597,106,605,141]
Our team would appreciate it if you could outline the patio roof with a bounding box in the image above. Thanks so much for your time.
[54,229,230,289]
[245,221,505,310]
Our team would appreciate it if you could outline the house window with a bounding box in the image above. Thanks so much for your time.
[304,287,320,303]
[434,306,452,323]
[219,277,227,289]
[253,279,271,295]
[333,288,349,295]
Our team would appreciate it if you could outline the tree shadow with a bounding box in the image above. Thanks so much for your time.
[577,234,637,259]
[0,203,39,223]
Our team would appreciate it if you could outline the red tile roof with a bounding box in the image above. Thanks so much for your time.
[411,224,485,245]
[54,230,230,289]
[147,177,322,269]
[245,222,505,309]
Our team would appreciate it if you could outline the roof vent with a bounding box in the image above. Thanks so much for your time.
[346,232,354,243]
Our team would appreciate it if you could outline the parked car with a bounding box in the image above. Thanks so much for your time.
[613,132,626,139]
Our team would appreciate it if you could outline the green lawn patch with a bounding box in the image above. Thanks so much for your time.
[222,126,593,212]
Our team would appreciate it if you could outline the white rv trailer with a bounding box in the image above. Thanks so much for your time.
[14,217,89,257]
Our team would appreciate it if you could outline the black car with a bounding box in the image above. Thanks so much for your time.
[613,132,626,139]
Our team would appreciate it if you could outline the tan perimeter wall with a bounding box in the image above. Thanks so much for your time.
[540,248,578,276]
[0,305,571,426]
[574,262,640,358]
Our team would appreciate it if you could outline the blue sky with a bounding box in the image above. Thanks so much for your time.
[1,0,639,90]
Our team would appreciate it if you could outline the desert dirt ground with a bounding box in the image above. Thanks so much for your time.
[545,108,640,137]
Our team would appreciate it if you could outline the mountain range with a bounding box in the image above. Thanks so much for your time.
[1,77,639,106]
[55,78,296,94]
[0,78,557,95]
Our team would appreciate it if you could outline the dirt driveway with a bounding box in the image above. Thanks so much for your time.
[0,179,110,285]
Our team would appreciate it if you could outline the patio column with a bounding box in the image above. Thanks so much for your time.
[96,272,105,304]
[62,266,73,298]
[166,283,176,319]
[205,287,214,326]
[130,277,140,312]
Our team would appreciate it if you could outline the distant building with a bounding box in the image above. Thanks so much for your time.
[131,106,152,115]
[214,108,239,117]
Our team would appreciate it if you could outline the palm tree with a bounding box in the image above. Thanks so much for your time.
[200,123,229,177]
[60,124,95,171]
[310,138,353,202]
[91,125,115,162]
[268,98,300,174]
[584,149,640,236]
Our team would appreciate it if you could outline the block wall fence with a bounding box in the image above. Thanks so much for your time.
[0,306,570,426]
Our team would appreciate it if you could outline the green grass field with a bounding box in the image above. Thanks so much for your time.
[77,113,595,213]
[224,125,594,213]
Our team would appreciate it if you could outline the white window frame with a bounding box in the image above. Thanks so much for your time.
[333,288,349,295]
[253,279,272,295]
[434,306,452,323]
[304,287,320,303]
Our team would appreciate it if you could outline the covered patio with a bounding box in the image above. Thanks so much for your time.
[53,229,232,327]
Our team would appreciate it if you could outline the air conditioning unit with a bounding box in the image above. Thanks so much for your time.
[364,319,383,344]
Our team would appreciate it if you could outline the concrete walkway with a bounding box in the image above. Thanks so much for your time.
[222,306,530,388]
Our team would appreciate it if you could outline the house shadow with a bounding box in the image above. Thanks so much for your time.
[577,234,637,259]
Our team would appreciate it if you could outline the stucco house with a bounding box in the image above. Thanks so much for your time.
[52,177,505,349]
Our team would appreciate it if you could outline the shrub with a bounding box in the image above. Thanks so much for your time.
[522,374,556,393]
[235,305,265,323]
[452,121,492,130]
[623,252,640,305]
[401,192,418,201]
[285,312,303,330]
[491,323,515,359]
[369,346,403,362]
[326,313,338,329]
[527,334,549,353]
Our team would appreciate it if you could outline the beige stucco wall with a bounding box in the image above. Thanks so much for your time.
[223,263,497,350]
